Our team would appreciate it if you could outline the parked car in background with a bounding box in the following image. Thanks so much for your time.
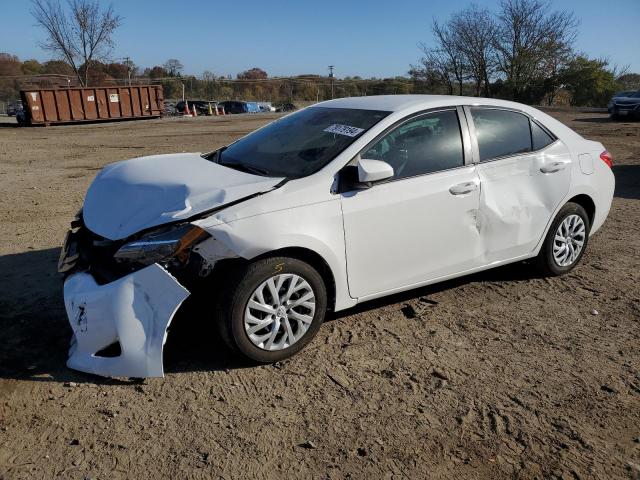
[608,90,640,119]
[258,102,276,112]
[275,102,297,113]
[7,101,22,116]
[163,101,176,116]
[217,101,260,114]
[245,102,261,113]
[58,95,614,378]
[176,100,218,115]
[611,90,636,101]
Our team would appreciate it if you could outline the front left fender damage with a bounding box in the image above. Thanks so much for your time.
[64,264,190,378]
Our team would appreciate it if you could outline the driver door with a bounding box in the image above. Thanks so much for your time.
[340,108,482,299]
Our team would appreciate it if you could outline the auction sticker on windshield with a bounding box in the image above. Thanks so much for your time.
[324,124,365,137]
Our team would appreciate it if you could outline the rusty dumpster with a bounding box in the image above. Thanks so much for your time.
[19,85,164,126]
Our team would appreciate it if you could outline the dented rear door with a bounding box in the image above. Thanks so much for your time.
[468,107,572,263]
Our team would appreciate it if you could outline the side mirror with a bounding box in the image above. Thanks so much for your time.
[357,158,394,183]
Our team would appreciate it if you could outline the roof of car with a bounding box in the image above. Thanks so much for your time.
[313,94,584,144]
[314,94,536,113]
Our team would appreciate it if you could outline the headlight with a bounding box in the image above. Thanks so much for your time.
[114,224,209,265]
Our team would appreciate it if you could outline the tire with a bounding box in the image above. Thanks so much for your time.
[535,202,590,276]
[215,256,327,363]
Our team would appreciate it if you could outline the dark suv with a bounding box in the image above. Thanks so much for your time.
[608,90,640,120]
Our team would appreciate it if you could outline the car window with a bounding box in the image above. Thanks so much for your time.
[471,108,532,162]
[362,110,464,180]
[531,121,555,150]
[215,107,390,178]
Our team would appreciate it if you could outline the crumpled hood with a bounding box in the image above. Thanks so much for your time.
[83,153,284,240]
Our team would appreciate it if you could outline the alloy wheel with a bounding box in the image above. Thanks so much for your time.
[552,214,586,267]
[244,274,316,351]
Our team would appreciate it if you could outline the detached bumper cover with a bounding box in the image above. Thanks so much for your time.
[63,264,190,378]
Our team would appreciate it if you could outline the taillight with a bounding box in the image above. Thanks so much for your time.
[599,150,613,168]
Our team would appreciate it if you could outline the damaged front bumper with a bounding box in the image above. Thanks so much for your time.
[63,263,190,378]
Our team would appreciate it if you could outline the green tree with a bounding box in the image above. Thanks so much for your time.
[42,59,75,76]
[561,56,619,107]
[22,59,44,75]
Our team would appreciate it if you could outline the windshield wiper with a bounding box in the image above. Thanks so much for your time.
[219,161,271,177]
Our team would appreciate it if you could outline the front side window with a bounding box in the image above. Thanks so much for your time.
[212,107,390,178]
[470,108,532,162]
[362,110,464,180]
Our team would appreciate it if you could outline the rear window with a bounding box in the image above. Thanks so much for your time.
[531,121,555,150]
[215,107,390,178]
[471,108,556,162]
[471,109,532,161]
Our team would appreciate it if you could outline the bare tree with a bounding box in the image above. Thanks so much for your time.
[163,59,183,77]
[494,0,578,100]
[449,5,497,96]
[31,0,121,87]
[410,49,456,95]
[430,20,467,95]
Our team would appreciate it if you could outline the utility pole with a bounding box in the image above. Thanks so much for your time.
[328,65,335,99]
[124,56,132,86]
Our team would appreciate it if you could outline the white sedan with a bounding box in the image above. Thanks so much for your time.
[58,95,615,378]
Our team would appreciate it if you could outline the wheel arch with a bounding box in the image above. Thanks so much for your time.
[532,190,598,256]
[252,246,337,312]
[567,193,596,229]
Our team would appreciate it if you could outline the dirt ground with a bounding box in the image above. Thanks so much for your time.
[0,109,638,480]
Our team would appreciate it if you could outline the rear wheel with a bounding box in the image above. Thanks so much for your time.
[216,256,327,362]
[535,202,590,276]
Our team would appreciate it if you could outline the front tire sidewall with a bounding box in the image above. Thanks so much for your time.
[226,257,327,363]
[540,203,590,276]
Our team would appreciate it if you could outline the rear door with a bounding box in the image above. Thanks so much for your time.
[341,108,482,299]
[467,107,572,263]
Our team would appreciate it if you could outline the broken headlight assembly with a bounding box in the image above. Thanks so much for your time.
[113,223,210,266]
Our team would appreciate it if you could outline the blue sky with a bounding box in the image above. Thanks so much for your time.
[1,0,638,78]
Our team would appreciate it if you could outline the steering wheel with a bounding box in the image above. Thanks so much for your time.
[382,137,410,178]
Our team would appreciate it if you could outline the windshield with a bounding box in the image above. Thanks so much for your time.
[632,91,640,98]
[213,106,390,178]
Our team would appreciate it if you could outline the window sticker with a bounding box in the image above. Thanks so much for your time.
[324,124,364,137]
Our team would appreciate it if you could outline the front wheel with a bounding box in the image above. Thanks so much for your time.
[215,256,327,363]
[535,202,590,276]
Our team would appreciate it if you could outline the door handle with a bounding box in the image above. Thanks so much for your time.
[540,159,571,173]
[449,181,478,195]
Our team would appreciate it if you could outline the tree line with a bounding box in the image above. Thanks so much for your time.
[409,0,637,107]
